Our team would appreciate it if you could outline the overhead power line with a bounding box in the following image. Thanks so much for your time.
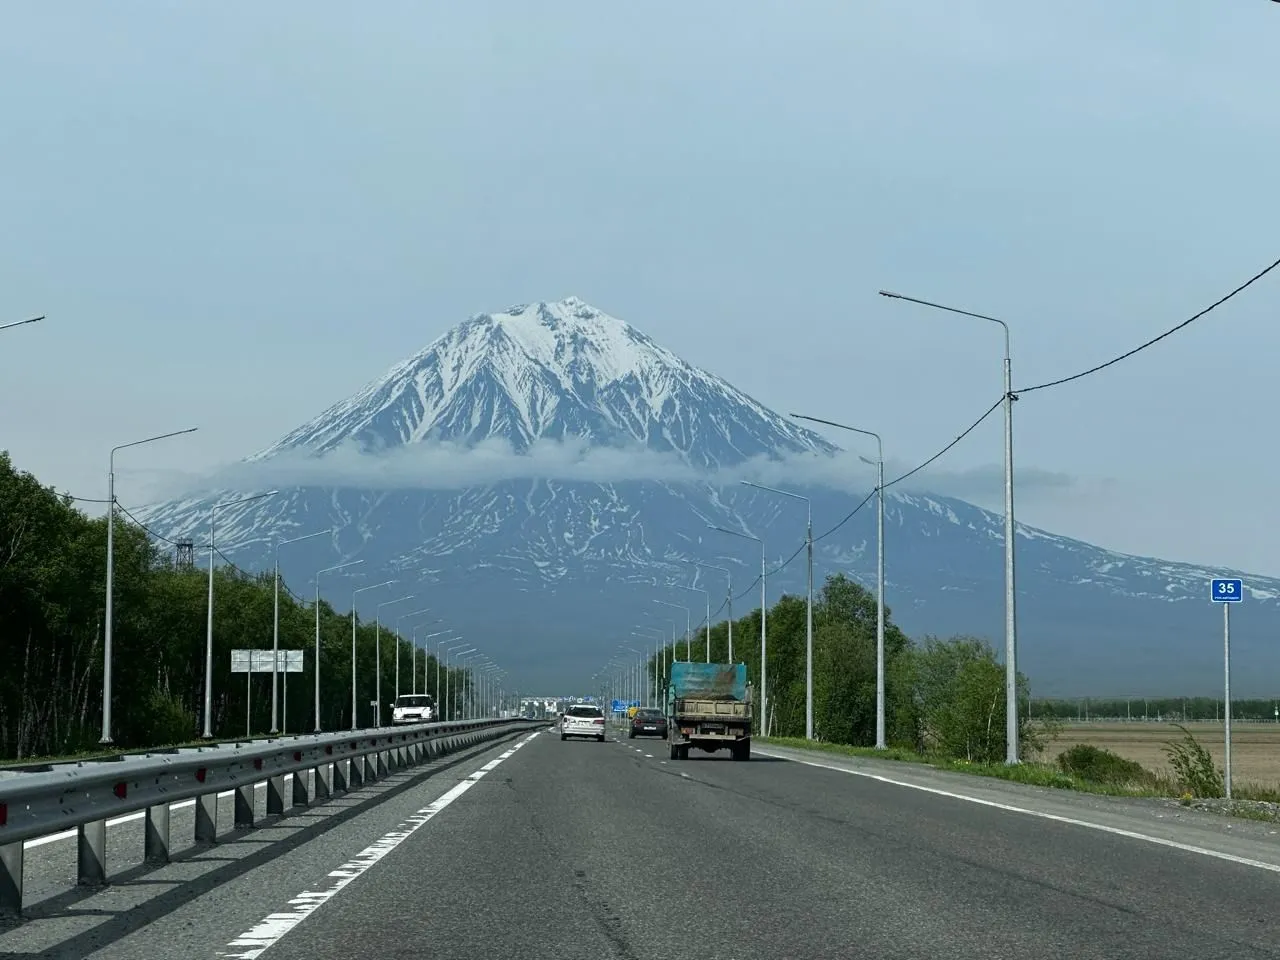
[1015,252,1280,395]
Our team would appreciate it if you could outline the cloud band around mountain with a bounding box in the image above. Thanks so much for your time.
[152,436,1079,503]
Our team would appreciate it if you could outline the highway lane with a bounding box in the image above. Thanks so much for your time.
[0,726,538,959]
[4,727,1278,958]
[229,731,1279,960]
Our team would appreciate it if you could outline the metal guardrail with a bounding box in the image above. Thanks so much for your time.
[0,717,538,916]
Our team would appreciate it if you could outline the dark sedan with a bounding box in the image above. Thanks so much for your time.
[629,708,668,739]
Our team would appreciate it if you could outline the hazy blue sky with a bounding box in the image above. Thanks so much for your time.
[2,1,1278,572]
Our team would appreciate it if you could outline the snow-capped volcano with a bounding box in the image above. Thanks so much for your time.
[256,297,835,470]
[136,296,1280,698]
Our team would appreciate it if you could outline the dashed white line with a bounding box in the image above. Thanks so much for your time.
[757,748,1280,876]
[216,730,541,959]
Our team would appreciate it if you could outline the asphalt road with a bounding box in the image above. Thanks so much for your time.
[4,727,1279,959]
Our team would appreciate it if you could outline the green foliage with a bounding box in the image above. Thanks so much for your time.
[0,451,473,760]
[1056,744,1153,787]
[651,575,1051,766]
[1163,724,1225,798]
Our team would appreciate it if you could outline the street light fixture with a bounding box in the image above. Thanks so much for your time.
[313,559,363,732]
[791,414,887,749]
[203,490,279,739]
[741,480,814,740]
[412,626,448,694]
[643,611,677,700]
[444,643,474,720]
[374,594,415,726]
[101,426,198,744]
[653,599,690,661]
[686,560,733,661]
[394,609,433,696]
[879,288,1019,764]
[351,580,396,729]
[436,637,464,716]
[673,584,711,662]
[272,529,332,733]
[459,652,484,719]
[709,524,769,736]
[0,316,43,332]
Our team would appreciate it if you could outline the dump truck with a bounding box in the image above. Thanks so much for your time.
[666,662,753,761]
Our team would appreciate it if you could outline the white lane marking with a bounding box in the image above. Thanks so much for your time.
[23,776,296,850]
[758,749,1280,876]
[216,731,540,959]
[644,754,654,759]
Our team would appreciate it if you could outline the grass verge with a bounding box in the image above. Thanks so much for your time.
[758,735,1280,824]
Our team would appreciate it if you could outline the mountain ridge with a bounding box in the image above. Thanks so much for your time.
[134,296,1280,696]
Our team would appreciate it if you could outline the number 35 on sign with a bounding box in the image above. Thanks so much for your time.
[1211,578,1243,602]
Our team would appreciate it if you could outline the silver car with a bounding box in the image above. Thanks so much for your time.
[560,703,606,741]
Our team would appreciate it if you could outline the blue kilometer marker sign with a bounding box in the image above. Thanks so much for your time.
[1211,578,1243,602]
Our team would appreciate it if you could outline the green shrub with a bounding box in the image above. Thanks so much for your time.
[1163,725,1224,798]
[1057,744,1152,786]
[137,689,196,747]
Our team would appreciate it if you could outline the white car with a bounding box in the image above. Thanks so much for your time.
[560,703,606,741]
[391,694,436,725]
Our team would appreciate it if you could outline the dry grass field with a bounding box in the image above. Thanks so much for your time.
[1042,721,1280,787]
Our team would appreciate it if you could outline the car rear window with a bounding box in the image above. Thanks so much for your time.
[636,709,663,719]
[566,705,602,718]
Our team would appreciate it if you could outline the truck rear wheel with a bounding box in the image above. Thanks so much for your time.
[732,740,751,761]
[668,741,680,760]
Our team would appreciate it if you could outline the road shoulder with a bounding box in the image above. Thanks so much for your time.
[754,742,1280,872]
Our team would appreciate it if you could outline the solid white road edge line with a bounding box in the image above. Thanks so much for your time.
[216,730,541,959]
[754,746,1280,875]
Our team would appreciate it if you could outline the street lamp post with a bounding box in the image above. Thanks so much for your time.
[313,560,363,732]
[634,626,665,706]
[710,524,768,737]
[459,653,484,719]
[412,627,447,694]
[272,529,331,733]
[101,426,198,744]
[444,643,474,721]
[203,490,278,739]
[792,416,888,748]
[351,580,395,730]
[879,289,1019,764]
[653,599,690,661]
[395,609,433,696]
[437,638,464,717]
[674,584,711,662]
[688,560,733,661]
[741,481,814,740]
[373,595,415,726]
[644,612,677,704]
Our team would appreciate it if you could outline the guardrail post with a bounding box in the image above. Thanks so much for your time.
[195,791,218,845]
[348,754,364,788]
[77,820,107,886]
[315,762,332,800]
[0,842,23,918]
[376,750,389,778]
[145,803,171,863]
[293,767,311,807]
[266,775,286,816]
[333,758,349,792]
[363,753,377,783]
[234,784,254,829]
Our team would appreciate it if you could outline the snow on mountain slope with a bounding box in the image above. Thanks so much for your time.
[133,296,1280,695]
[254,297,835,469]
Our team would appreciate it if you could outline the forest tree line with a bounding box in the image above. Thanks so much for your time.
[0,452,480,760]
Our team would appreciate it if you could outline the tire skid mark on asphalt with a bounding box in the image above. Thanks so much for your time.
[215,730,541,959]
[758,747,1280,876]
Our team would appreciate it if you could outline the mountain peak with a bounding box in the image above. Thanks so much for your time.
[254,297,836,469]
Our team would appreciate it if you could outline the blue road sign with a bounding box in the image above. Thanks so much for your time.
[611,699,625,713]
[1211,578,1243,602]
